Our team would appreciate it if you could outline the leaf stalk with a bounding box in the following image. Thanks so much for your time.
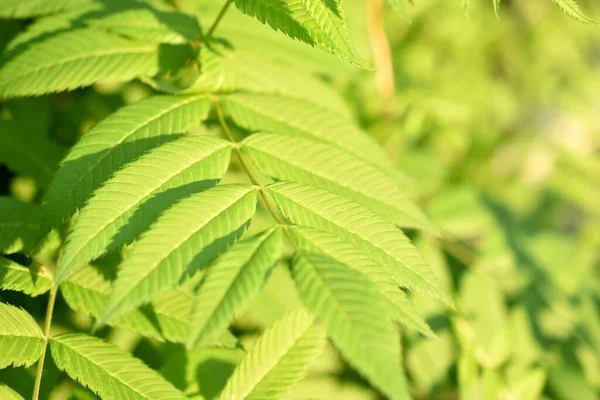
[206,0,234,40]
[32,285,58,400]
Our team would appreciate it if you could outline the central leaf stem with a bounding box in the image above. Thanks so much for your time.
[213,100,299,246]
[32,284,58,400]
[206,0,234,40]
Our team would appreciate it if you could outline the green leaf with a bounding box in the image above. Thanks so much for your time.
[39,94,211,240]
[56,136,232,284]
[0,302,45,369]
[83,2,202,44]
[232,49,350,116]
[218,308,326,400]
[0,28,160,97]
[4,7,99,53]
[221,93,401,177]
[0,0,95,18]
[0,256,52,296]
[150,45,350,116]
[0,197,39,254]
[233,0,370,68]
[241,132,434,231]
[0,98,66,188]
[267,182,452,306]
[291,252,409,400]
[0,384,23,400]
[551,0,594,23]
[50,333,187,400]
[493,0,500,18]
[187,227,282,348]
[288,226,434,337]
[99,184,258,325]
[61,263,193,343]
[462,0,470,18]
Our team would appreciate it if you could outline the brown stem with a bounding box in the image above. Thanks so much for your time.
[368,0,396,117]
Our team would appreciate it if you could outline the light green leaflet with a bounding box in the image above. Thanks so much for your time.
[233,49,350,116]
[4,6,100,52]
[40,95,211,240]
[0,28,159,97]
[288,226,434,337]
[187,227,282,349]
[291,253,410,400]
[0,302,45,369]
[0,197,39,254]
[0,384,23,400]
[99,184,258,325]
[61,264,193,343]
[0,256,52,296]
[233,0,370,69]
[0,0,96,18]
[241,132,434,231]
[493,0,501,18]
[148,45,350,116]
[57,136,232,284]
[267,182,452,306]
[221,93,402,177]
[218,308,326,400]
[50,333,187,400]
[551,0,594,23]
[84,2,202,44]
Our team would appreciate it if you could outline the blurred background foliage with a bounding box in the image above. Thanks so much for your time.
[0,0,598,399]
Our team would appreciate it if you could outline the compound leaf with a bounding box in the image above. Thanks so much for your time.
[57,136,231,283]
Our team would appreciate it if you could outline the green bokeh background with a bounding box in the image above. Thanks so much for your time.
[0,0,598,399]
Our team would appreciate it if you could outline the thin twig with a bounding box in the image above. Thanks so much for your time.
[32,285,58,400]
[213,100,299,245]
[205,0,233,40]
[368,0,396,117]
